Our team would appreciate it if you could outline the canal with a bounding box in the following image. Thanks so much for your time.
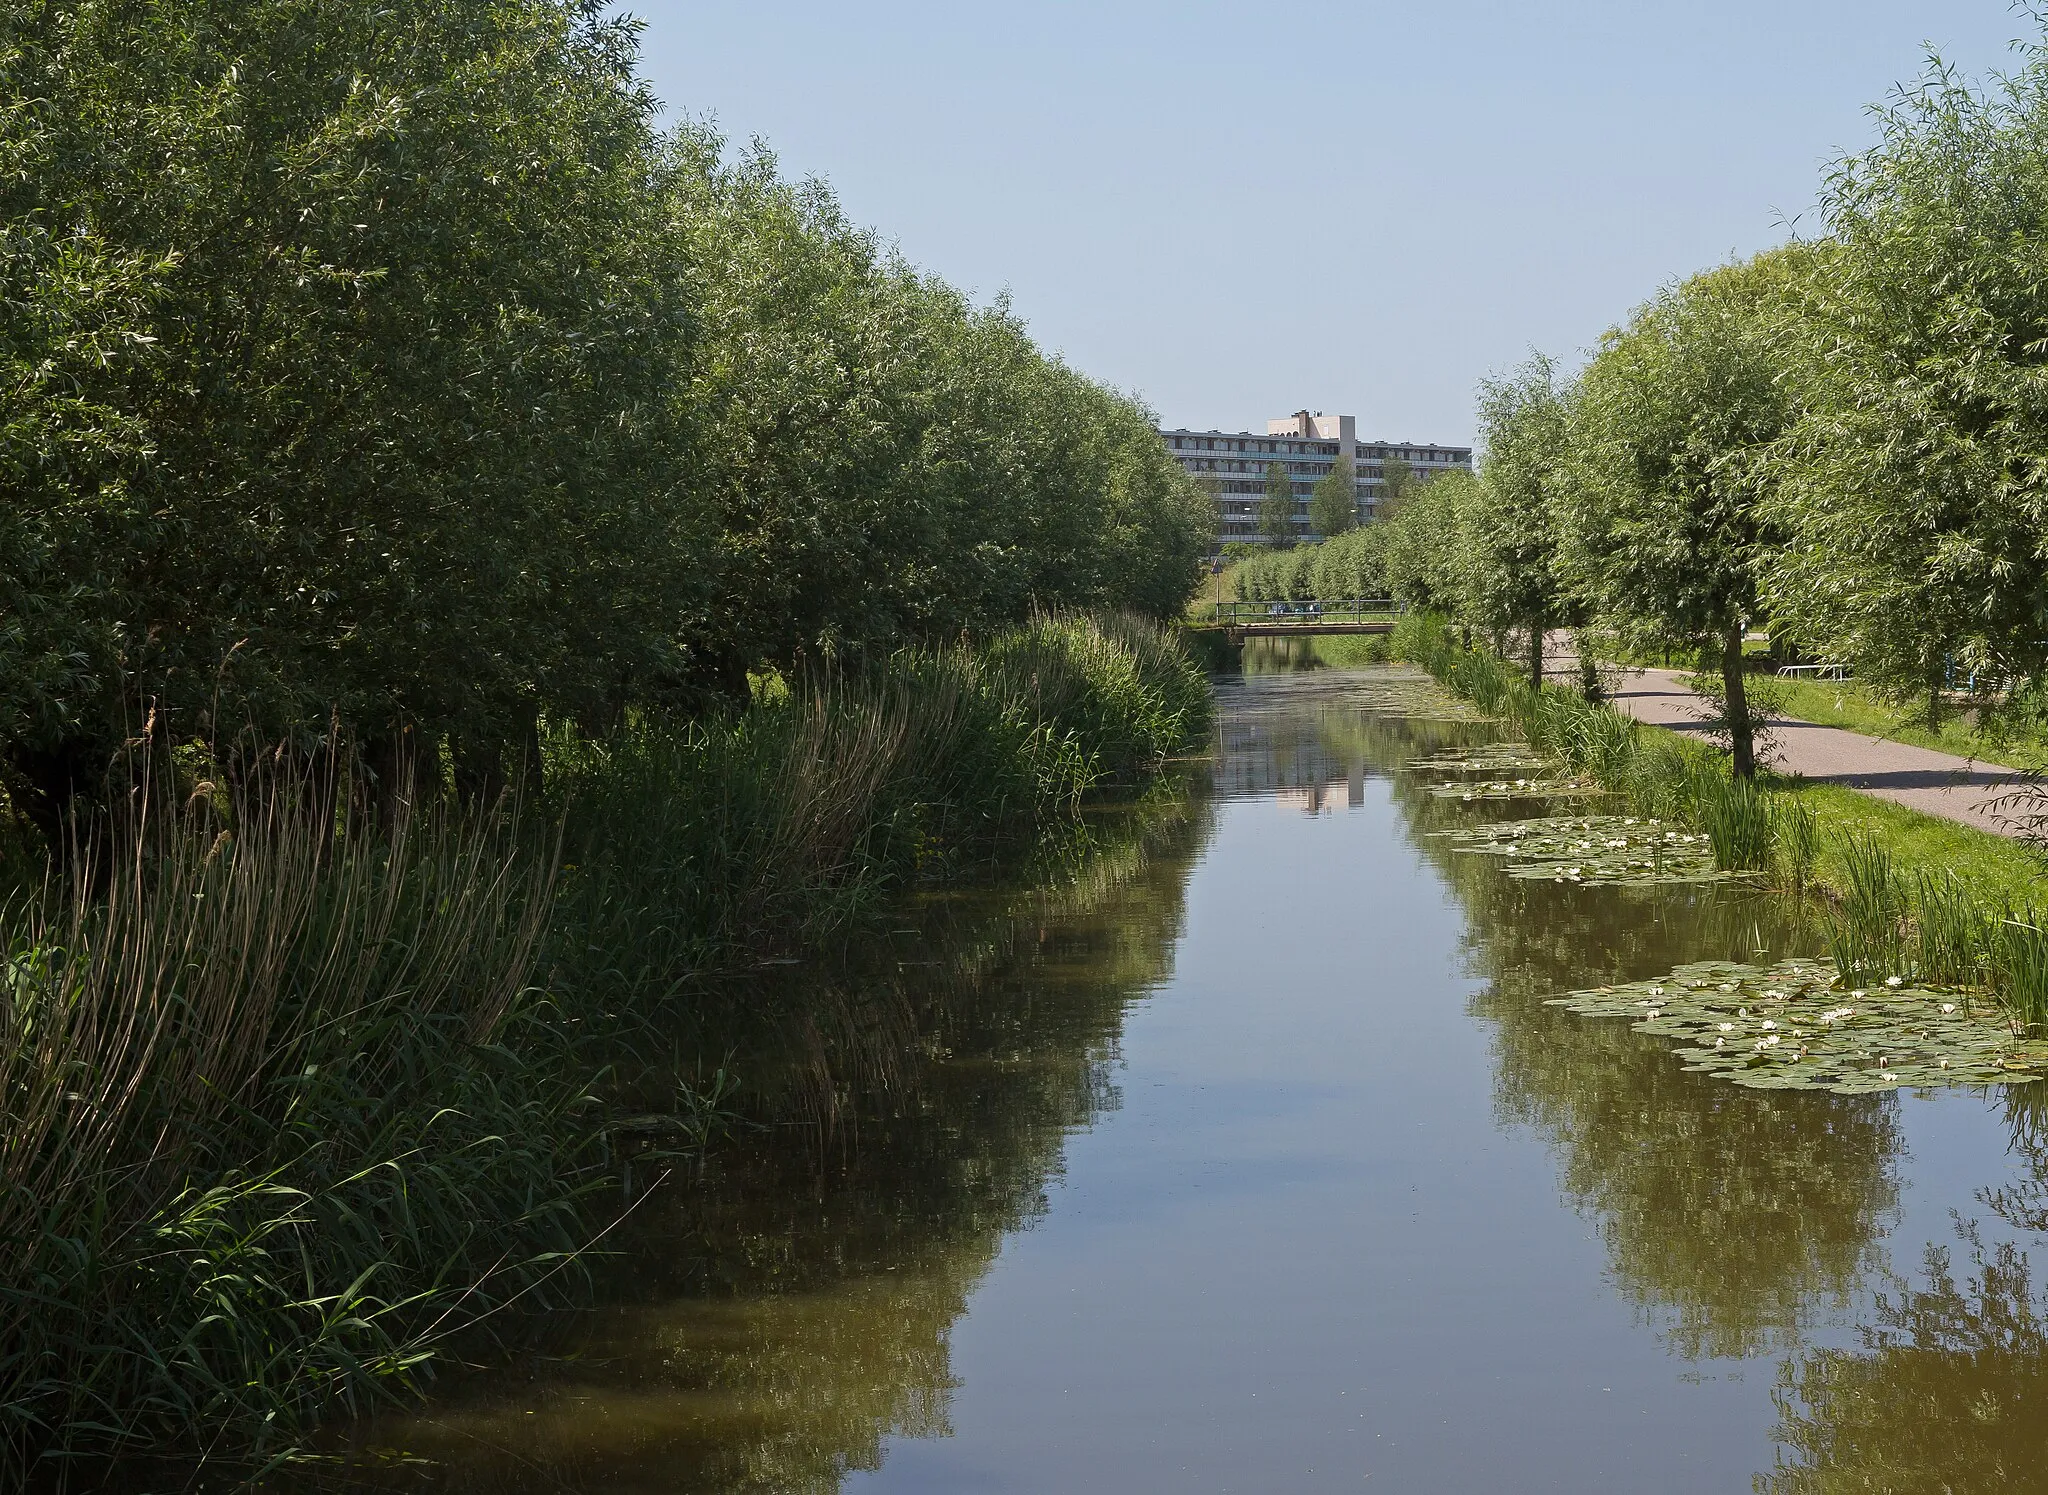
[356,662,2048,1492]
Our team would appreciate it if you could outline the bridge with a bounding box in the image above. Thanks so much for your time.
[1199,599,1406,639]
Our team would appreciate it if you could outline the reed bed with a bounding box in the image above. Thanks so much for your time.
[1396,613,2048,1032]
[0,612,1210,1483]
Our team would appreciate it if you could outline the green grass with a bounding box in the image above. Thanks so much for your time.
[1766,676,2029,767]
[1778,781,2047,908]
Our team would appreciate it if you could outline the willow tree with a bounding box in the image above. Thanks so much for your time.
[0,0,699,823]
[1469,356,1573,688]
[1767,41,2048,719]
[1560,252,1804,777]
[1384,467,1479,617]
[1308,454,1358,539]
[1258,461,1295,547]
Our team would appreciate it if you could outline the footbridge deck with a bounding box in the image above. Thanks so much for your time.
[1199,599,1406,639]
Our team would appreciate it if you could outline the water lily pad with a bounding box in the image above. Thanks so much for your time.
[1550,958,2048,1093]
[1427,777,1603,802]
[1434,814,1733,885]
[1407,743,1550,776]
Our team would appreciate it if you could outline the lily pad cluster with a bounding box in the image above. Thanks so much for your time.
[1342,671,1491,722]
[1434,814,1733,885]
[1551,959,2048,1093]
[1407,743,1549,776]
[1427,776,1602,802]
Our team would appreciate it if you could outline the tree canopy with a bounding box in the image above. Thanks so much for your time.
[0,0,1211,833]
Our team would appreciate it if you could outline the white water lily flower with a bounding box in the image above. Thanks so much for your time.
[1850,990,1867,999]
[1756,1035,1781,1050]
[1942,1003,1956,1014]
[1761,1020,1777,1030]
[1886,976,1904,988]
[1882,1071,1898,1081]
[1718,1022,1735,1032]
[1721,983,1738,993]
[1646,1010,1661,1019]
[1715,1037,1726,1047]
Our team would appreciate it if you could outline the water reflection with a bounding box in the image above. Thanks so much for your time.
[307,665,2048,1492]
[1399,787,1903,1360]
[325,792,1213,1493]
[1763,1086,2048,1493]
[1766,1224,2048,1493]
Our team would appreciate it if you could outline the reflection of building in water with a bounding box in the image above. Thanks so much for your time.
[1216,708,1366,813]
[1212,712,1359,815]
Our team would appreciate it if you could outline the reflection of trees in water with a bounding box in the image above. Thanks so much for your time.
[327,791,1215,1495]
[1763,1088,2048,1493]
[1396,766,1904,1360]
[1764,1223,2048,1495]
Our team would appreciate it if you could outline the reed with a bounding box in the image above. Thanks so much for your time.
[1,754,586,1480]
[1911,871,1994,988]
[1774,796,1821,892]
[1992,912,2048,1032]
[1689,770,1777,873]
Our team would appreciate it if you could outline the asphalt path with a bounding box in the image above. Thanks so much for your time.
[1593,665,2026,838]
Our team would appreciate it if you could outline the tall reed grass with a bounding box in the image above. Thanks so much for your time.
[0,611,1210,1481]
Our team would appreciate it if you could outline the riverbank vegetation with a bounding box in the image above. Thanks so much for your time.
[2,615,1211,1482]
[1396,616,2048,1032]
[0,1,1216,1481]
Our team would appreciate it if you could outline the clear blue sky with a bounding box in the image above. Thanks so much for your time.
[631,1,2031,447]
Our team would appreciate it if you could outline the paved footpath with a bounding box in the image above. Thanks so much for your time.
[1594,665,2025,838]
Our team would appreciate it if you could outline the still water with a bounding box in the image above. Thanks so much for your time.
[363,664,2048,1492]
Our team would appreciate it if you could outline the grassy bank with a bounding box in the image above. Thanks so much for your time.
[1395,615,2048,1020]
[0,613,1209,1485]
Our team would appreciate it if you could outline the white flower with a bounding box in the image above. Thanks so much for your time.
[1885,976,1904,988]
[1715,1037,1726,1048]
[1942,1003,1957,1014]
[1718,1022,1735,1032]
[1850,990,1867,999]
[1761,1020,1778,1030]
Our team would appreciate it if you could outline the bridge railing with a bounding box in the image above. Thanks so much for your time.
[1206,598,1406,623]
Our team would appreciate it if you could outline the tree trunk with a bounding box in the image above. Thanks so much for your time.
[1722,624,1755,780]
[1576,631,1603,702]
[1528,623,1545,692]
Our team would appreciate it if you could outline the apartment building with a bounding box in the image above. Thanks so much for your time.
[1158,411,1474,545]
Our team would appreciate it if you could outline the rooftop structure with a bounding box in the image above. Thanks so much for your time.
[1159,411,1473,546]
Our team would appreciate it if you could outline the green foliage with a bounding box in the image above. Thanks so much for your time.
[1308,453,1358,538]
[0,5,1210,845]
[1765,47,2048,709]
[1383,467,1480,615]
[1562,252,1805,774]
[1258,460,1296,548]
[0,614,1210,1475]
[1378,453,1417,515]
[1466,356,1573,644]
[1231,525,1389,602]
